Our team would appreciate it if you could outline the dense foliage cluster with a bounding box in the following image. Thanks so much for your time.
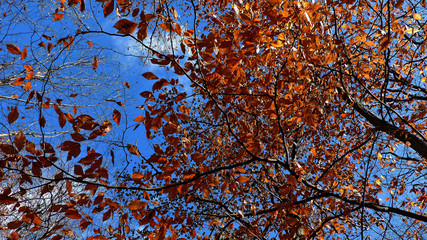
[1,0,427,239]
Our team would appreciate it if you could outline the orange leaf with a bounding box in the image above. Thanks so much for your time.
[25,82,32,91]
[6,44,20,55]
[126,200,147,210]
[24,65,33,72]
[132,172,144,180]
[124,82,130,88]
[113,109,121,125]
[142,72,159,80]
[236,175,250,183]
[8,107,19,124]
[87,41,93,47]
[53,13,64,22]
[21,47,27,60]
[92,56,98,70]
[12,77,24,86]
[134,116,145,122]
[159,23,173,32]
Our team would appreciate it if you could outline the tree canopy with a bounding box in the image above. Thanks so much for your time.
[1,0,427,239]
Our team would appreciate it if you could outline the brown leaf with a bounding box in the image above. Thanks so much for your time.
[113,109,121,125]
[126,200,147,210]
[47,42,53,52]
[14,131,26,151]
[6,44,20,55]
[7,221,23,229]
[114,19,138,34]
[103,0,114,17]
[8,107,19,124]
[0,194,18,204]
[142,72,159,80]
[39,115,46,127]
[58,113,66,128]
[127,144,140,156]
[65,210,82,219]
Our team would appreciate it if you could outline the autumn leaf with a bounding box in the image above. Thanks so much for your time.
[92,56,98,70]
[65,210,82,219]
[236,175,250,183]
[127,144,140,156]
[103,0,114,17]
[114,19,138,34]
[0,194,18,204]
[14,131,26,151]
[126,200,147,210]
[8,107,19,124]
[21,47,27,60]
[12,77,24,86]
[6,44,20,55]
[134,116,145,122]
[142,72,159,80]
[24,81,32,91]
[131,172,144,180]
[53,13,64,22]
[113,109,121,125]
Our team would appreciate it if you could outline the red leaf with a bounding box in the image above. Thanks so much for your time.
[6,44,20,55]
[8,107,19,124]
[103,0,114,17]
[113,109,121,125]
[114,19,138,34]
[142,72,159,80]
